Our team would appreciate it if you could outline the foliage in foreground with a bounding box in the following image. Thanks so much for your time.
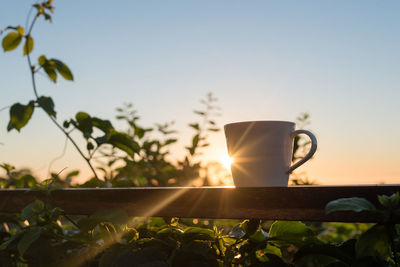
[0,190,399,266]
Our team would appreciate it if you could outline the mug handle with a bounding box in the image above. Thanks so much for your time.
[288,130,317,174]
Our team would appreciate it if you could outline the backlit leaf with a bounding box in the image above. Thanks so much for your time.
[15,174,37,188]
[23,35,34,55]
[38,55,46,66]
[269,221,315,246]
[189,123,199,130]
[207,128,219,132]
[75,111,93,135]
[43,60,57,82]
[240,219,260,236]
[183,227,215,241]
[7,101,35,132]
[107,131,140,157]
[192,134,199,148]
[43,12,52,22]
[16,26,25,35]
[37,96,56,117]
[66,170,79,178]
[2,31,22,51]
[91,117,113,132]
[193,111,205,116]
[52,58,73,81]
[164,139,177,146]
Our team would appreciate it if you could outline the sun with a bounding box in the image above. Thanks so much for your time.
[220,154,234,170]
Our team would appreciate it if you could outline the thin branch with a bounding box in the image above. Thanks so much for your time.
[63,214,80,229]
[0,105,10,113]
[34,65,42,73]
[24,13,99,180]
[47,136,69,176]
[24,5,35,31]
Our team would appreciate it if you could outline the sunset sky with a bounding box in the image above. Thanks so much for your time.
[1,0,399,185]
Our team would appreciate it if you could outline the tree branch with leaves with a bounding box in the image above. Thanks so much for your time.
[1,1,140,182]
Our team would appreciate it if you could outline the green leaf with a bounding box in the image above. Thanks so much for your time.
[7,101,35,132]
[249,228,268,243]
[377,192,400,209]
[207,128,219,132]
[164,139,177,146]
[63,120,70,128]
[269,221,315,246]
[16,26,25,35]
[189,123,199,130]
[21,200,44,220]
[91,117,113,133]
[17,228,41,256]
[264,244,282,258]
[183,227,215,241]
[192,134,199,148]
[107,131,140,157]
[43,60,57,82]
[23,35,34,55]
[77,217,104,232]
[123,228,139,243]
[134,126,145,139]
[75,111,93,135]
[15,174,37,188]
[86,142,94,151]
[38,55,46,66]
[66,170,79,178]
[2,31,22,51]
[325,197,376,214]
[193,111,205,116]
[37,96,56,118]
[43,12,52,22]
[0,163,15,172]
[355,225,390,259]
[240,219,260,236]
[52,59,73,81]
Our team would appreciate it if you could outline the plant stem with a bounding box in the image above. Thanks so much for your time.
[25,14,99,180]
[63,214,80,229]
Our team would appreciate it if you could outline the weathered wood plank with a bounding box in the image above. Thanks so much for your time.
[0,185,399,222]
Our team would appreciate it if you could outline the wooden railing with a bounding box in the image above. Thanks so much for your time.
[0,185,399,223]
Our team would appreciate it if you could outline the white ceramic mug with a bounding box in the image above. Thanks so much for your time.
[224,121,317,187]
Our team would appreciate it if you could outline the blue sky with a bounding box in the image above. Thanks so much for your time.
[1,0,400,184]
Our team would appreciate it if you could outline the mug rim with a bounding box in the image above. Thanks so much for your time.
[224,120,295,128]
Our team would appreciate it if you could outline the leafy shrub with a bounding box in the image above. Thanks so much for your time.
[0,192,399,266]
